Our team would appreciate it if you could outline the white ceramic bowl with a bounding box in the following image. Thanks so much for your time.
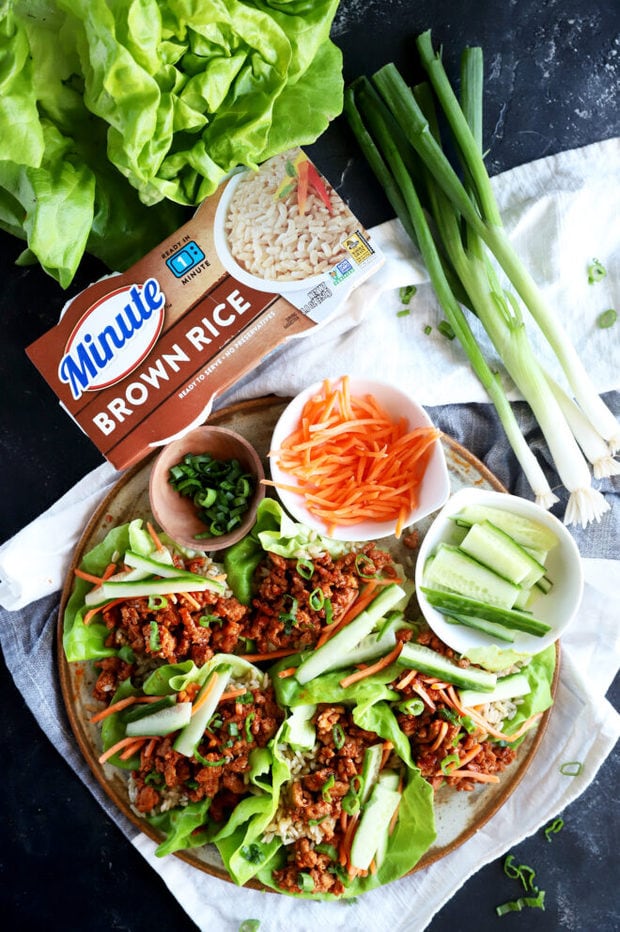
[269,378,450,541]
[415,486,584,656]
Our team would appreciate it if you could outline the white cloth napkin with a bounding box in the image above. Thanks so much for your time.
[0,138,619,932]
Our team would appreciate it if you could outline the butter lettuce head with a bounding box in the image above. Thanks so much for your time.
[0,0,343,285]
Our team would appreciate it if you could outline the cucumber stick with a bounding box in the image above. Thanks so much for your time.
[295,583,406,685]
[421,587,551,637]
[458,671,531,708]
[454,504,558,553]
[459,521,546,588]
[444,611,515,643]
[126,701,192,737]
[424,543,520,608]
[349,774,401,871]
[174,666,232,757]
[397,641,497,691]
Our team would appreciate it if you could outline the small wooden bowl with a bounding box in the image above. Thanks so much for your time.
[149,426,265,551]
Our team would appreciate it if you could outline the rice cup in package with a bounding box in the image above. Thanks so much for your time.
[27,149,384,470]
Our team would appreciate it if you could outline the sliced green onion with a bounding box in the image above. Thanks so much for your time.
[297,872,315,892]
[321,773,335,801]
[400,284,417,303]
[309,587,325,611]
[168,452,256,540]
[438,319,455,340]
[279,595,299,634]
[148,620,161,651]
[332,724,346,749]
[424,324,433,335]
[587,258,606,283]
[598,308,617,329]
[544,817,564,841]
[503,854,537,892]
[238,921,261,932]
[440,752,460,774]
[560,760,583,776]
[296,559,315,579]
[244,712,255,742]
[194,750,228,767]
[315,843,338,860]
[198,614,221,627]
[354,553,377,578]
[117,645,135,664]
[397,308,411,317]
[496,891,545,916]
[147,595,168,610]
[397,697,425,716]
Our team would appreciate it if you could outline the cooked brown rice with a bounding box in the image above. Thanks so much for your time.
[224,150,360,282]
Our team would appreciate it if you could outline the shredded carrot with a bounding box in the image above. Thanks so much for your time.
[83,597,126,626]
[388,795,401,835]
[98,734,158,765]
[180,591,201,611]
[220,687,251,702]
[146,521,165,551]
[339,642,403,688]
[119,737,151,760]
[267,377,441,537]
[369,858,377,875]
[428,720,449,752]
[90,694,166,724]
[277,667,298,679]
[445,770,501,784]
[74,567,109,586]
[394,669,417,690]
[191,672,220,717]
[238,649,299,662]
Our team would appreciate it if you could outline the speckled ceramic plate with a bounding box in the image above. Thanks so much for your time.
[57,396,558,889]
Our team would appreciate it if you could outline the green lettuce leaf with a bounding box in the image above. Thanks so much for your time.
[0,0,343,285]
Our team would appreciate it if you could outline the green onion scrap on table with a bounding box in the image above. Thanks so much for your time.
[344,30,620,528]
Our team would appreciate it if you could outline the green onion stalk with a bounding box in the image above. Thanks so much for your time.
[345,34,619,526]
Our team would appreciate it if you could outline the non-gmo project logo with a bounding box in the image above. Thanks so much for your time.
[58,279,166,400]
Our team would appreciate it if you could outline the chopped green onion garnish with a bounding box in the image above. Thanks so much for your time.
[597,308,617,329]
[560,760,583,776]
[332,723,345,749]
[397,697,425,716]
[397,308,410,317]
[194,750,228,767]
[496,891,545,916]
[297,872,315,893]
[440,752,460,774]
[147,595,168,610]
[321,773,335,801]
[424,324,433,335]
[309,587,325,611]
[117,645,135,664]
[238,921,261,932]
[354,553,377,578]
[399,284,417,303]
[148,620,161,651]
[168,451,256,539]
[587,258,606,283]
[544,817,564,841]
[199,614,221,627]
[244,712,255,742]
[296,558,314,579]
[438,319,455,340]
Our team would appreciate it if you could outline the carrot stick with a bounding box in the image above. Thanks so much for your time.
[191,672,220,717]
[238,648,299,662]
[83,597,127,626]
[277,667,298,679]
[339,643,403,689]
[220,687,251,702]
[453,744,483,769]
[98,735,158,765]
[119,737,151,760]
[74,567,110,586]
[445,770,501,783]
[90,695,166,724]
[380,740,394,770]
[146,521,164,552]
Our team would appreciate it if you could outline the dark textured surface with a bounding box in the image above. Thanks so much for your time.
[1,2,618,930]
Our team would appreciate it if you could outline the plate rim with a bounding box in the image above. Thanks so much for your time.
[56,394,559,892]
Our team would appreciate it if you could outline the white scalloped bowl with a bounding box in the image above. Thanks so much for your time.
[415,487,584,656]
[269,378,450,541]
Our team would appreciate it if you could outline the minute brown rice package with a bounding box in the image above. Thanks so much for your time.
[27,149,384,470]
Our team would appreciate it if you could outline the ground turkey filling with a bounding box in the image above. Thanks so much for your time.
[92,545,395,703]
[131,679,283,824]
[268,704,383,897]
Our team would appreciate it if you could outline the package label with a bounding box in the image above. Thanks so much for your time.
[27,149,384,469]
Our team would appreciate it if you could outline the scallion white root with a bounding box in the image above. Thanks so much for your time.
[547,378,620,480]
